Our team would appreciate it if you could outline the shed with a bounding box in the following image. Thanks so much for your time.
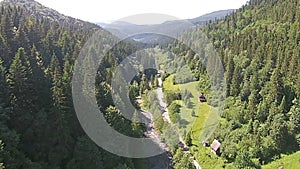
[198,93,207,102]
[210,139,221,155]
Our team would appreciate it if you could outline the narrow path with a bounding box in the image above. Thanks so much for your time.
[140,110,170,152]
[157,74,202,169]
[140,110,173,169]
[138,73,201,169]
[157,77,171,123]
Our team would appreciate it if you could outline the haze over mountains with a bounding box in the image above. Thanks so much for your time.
[1,0,235,44]
[98,9,235,43]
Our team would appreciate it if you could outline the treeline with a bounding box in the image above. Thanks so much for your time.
[0,1,147,169]
[205,0,299,168]
[166,0,300,168]
[208,0,300,164]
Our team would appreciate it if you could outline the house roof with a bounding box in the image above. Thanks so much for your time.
[211,139,221,151]
[199,93,206,98]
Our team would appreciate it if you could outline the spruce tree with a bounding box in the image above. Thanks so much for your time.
[30,45,50,109]
[225,56,234,96]
[288,99,300,133]
[0,34,9,66]
[267,67,284,105]
[48,54,72,167]
[49,54,66,110]
[7,47,35,132]
[230,65,242,96]
[0,58,7,104]
[0,13,14,46]
[15,23,30,53]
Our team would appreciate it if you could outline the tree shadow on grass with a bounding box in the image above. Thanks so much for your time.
[178,119,189,128]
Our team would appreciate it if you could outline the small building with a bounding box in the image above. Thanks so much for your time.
[156,72,161,77]
[198,93,207,102]
[210,139,221,155]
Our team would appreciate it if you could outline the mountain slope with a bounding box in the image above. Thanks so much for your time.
[190,9,235,24]
[99,9,234,43]
[169,0,300,168]
[0,1,149,169]
[1,0,99,30]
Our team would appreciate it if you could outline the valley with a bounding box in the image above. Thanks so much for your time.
[0,0,300,169]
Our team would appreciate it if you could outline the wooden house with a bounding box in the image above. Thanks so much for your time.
[210,139,221,155]
[198,93,207,102]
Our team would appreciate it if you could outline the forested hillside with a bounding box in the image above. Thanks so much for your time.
[0,0,147,169]
[169,0,300,168]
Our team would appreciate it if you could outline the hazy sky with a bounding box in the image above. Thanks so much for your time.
[4,0,249,24]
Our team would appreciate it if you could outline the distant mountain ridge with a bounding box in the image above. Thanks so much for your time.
[98,9,235,43]
[189,9,236,24]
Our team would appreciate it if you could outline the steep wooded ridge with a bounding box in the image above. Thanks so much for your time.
[1,0,99,30]
[0,0,148,169]
[167,0,300,168]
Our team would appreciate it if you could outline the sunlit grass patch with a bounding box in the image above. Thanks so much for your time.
[262,151,300,169]
[163,75,216,146]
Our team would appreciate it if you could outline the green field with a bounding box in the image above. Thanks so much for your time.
[164,75,300,169]
[262,151,300,169]
[163,75,219,146]
[162,75,179,91]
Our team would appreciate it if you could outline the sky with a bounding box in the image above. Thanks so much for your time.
[4,0,249,24]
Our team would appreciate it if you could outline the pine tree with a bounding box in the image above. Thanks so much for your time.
[62,53,73,88]
[96,82,113,111]
[30,45,50,109]
[0,58,7,104]
[278,96,287,114]
[50,54,65,109]
[230,65,242,96]
[0,13,14,46]
[267,67,284,105]
[248,90,258,120]
[7,48,35,132]
[82,47,97,96]
[225,56,234,96]
[131,110,143,137]
[288,99,300,133]
[269,112,287,150]
[48,54,73,167]
[0,34,9,66]
[185,131,192,146]
[140,74,149,94]
[15,23,30,53]
[59,32,71,55]
[240,76,250,101]
[296,73,300,97]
